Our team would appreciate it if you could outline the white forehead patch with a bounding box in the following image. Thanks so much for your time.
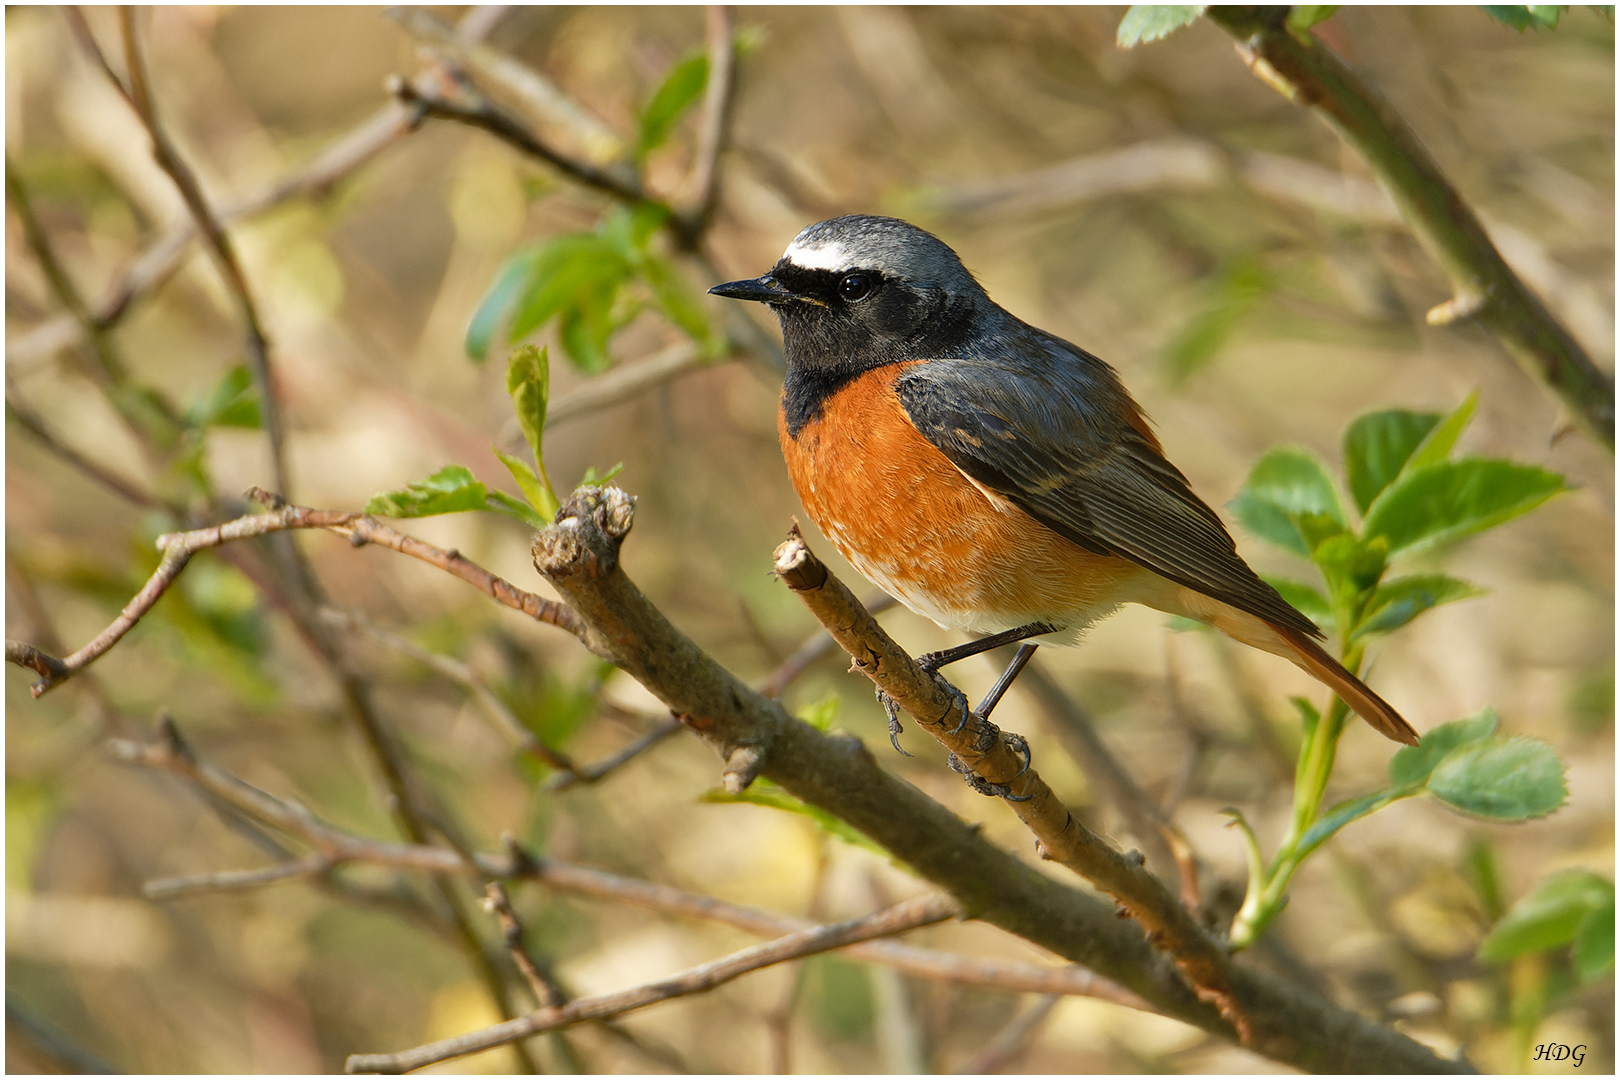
[781,238,855,272]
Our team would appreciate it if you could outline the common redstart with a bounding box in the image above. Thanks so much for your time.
[711,215,1418,746]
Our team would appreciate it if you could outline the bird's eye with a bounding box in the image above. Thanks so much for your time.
[839,273,874,302]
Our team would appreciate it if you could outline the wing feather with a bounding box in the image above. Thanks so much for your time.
[894,338,1321,640]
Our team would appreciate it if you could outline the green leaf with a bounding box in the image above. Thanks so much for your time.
[637,52,708,159]
[492,446,560,521]
[484,489,550,529]
[1388,708,1498,790]
[1352,573,1484,641]
[579,462,625,486]
[1297,790,1400,858]
[557,287,617,374]
[1573,892,1615,981]
[1342,409,1441,514]
[1162,256,1272,381]
[510,234,632,346]
[504,347,560,515]
[702,779,886,856]
[1117,5,1207,47]
[1229,447,1348,557]
[507,346,549,463]
[1402,393,1477,475]
[1478,869,1613,962]
[1480,4,1566,30]
[1264,576,1334,631]
[1286,5,1341,32]
[365,465,488,518]
[466,250,542,361]
[601,202,669,261]
[1428,736,1567,820]
[188,365,261,429]
[1361,459,1569,554]
[797,692,841,733]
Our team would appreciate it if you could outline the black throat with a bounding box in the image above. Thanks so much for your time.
[774,267,984,438]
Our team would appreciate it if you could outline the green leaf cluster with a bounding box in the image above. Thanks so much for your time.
[1479,869,1614,982]
[1230,395,1568,645]
[1116,6,1206,47]
[466,202,719,371]
[1295,711,1567,859]
[364,346,576,529]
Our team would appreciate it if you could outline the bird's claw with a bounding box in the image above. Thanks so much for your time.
[947,747,1035,802]
[877,689,914,757]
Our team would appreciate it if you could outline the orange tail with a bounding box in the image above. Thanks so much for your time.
[1272,624,1419,745]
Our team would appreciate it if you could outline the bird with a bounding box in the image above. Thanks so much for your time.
[710,215,1418,747]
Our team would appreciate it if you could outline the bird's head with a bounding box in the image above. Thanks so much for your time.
[709,215,990,372]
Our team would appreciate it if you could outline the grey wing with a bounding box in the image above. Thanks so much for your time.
[895,346,1322,640]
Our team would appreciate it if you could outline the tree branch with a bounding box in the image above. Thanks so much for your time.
[344,893,958,1073]
[526,485,1469,1073]
[5,490,584,697]
[770,526,1247,1039]
[1205,5,1613,449]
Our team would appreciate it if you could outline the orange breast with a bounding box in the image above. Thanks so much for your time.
[779,363,1143,639]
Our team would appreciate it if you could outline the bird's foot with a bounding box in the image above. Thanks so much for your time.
[876,689,914,757]
[948,734,1035,802]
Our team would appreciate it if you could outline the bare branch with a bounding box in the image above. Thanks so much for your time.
[770,527,1249,1039]
[1017,660,1201,910]
[1205,6,1613,449]
[953,994,1060,1075]
[483,881,567,1009]
[545,341,717,428]
[386,6,625,162]
[674,5,739,245]
[344,893,958,1073]
[142,854,329,900]
[117,9,292,494]
[6,388,163,510]
[321,607,578,773]
[758,592,898,699]
[388,66,649,212]
[544,715,682,790]
[528,486,1463,1072]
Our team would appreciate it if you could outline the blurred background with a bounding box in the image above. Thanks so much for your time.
[5,5,1612,1073]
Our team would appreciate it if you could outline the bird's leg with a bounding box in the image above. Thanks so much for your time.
[883,624,1055,759]
[916,621,1057,676]
[876,688,915,757]
[974,644,1039,719]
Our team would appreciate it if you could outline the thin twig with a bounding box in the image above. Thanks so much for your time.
[389,67,650,213]
[143,853,329,899]
[674,5,738,246]
[545,341,716,428]
[953,994,1061,1075]
[114,725,1147,1011]
[772,526,1249,1041]
[116,9,291,495]
[386,6,625,162]
[1017,661,1201,911]
[758,592,899,699]
[345,893,958,1073]
[544,715,682,790]
[484,881,567,1008]
[1205,6,1613,448]
[321,608,578,772]
[5,490,584,697]
[5,390,162,510]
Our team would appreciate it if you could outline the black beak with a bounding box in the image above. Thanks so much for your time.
[708,275,805,305]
